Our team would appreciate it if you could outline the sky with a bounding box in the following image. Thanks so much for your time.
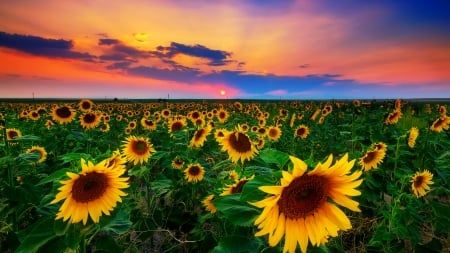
[1,0,450,100]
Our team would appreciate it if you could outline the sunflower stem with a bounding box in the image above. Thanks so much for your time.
[79,234,87,253]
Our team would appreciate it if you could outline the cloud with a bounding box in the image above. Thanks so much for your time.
[265,89,288,96]
[98,38,120,45]
[0,31,96,61]
[156,42,233,66]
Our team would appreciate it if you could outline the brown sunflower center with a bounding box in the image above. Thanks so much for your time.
[363,150,376,163]
[268,128,278,137]
[194,129,206,141]
[278,175,328,219]
[131,140,149,155]
[229,132,252,153]
[81,101,91,110]
[171,121,183,132]
[414,176,424,188]
[219,112,226,119]
[83,113,96,123]
[297,128,305,136]
[8,131,19,139]
[72,172,108,203]
[231,179,249,194]
[56,106,72,118]
[188,166,201,176]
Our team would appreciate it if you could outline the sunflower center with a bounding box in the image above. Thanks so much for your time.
[269,128,278,137]
[231,179,249,194]
[194,129,206,141]
[8,131,18,139]
[278,175,328,219]
[229,132,252,153]
[132,140,149,155]
[56,107,72,118]
[363,151,376,163]
[84,113,96,123]
[72,172,108,203]
[188,166,200,176]
[297,128,305,135]
[81,101,91,110]
[414,176,424,188]
[171,121,183,132]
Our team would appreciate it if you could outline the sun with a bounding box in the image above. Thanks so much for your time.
[220,90,226,96]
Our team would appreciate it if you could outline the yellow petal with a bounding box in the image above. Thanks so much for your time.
[268,212,285,246]
[289,155,307,177]
[259,186,283,195]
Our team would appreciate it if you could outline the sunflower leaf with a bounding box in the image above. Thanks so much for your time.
[37,168,72,185]
[15,216,57,253]
[213,195,260,227]
[212,235,263,253]
[258,148,289,170]
[98,209,132,235]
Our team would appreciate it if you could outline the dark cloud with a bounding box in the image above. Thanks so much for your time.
[299,64,310,68]
[126,65,201,83]
[156,42,233,66]
[98,38,120,45]
[0,31,96,61]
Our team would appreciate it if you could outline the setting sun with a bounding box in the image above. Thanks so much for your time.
[220,90,226,96]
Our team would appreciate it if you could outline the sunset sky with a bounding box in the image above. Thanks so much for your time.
[1,0,450,99]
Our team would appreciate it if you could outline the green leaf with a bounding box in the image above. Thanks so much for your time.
[240,175,277,202]
[128,165,149,178]
[430,200,450,233]
[98,209,132,235]
[54,219,70,236]
[150,179,173,196]
[258,148,289,169]
[37,168,72,185]
[212,235,263,253]
[15,216,57,253]
[59,153,92,164]
[13,135,41,142]
[213,195,260,227]
[94,234,122,253]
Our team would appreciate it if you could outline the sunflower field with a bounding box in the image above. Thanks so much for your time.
[0,98,449,253]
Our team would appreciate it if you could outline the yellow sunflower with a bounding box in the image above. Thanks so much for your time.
[168,117,187,134]
[26,146,47,164]
[45,120,55,129]
[251,154,362,253]
[79,112,101,129]
[78,99,94,112]
[294,125,310,139]
[359,147,386,171]
[216,108,229,123]
[102,150,127,170]
[218,125,258,164]
[384,109,402,125]
[430,116,450,132]
[184,163,205,183]
[121,136,156,165]
[50,158,129,225]
[256,136,265,150]
[408,127,419,148]
[6,128,22,141]
[189,126,211,148]
[171,156,185,169]
[100,123,110,132]
[29,110,40,121]
[202,194,217,214]
[267,126,282,142]
[51,105,76,124]
[220,175,254,196]
[141,118,157,131]
[411,170,434,198]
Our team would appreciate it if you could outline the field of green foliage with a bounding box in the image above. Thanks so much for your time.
[0,98,449,253]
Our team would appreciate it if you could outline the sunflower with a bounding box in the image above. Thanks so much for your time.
[385,109,402,125]
[438,105,447,116]
[220,175,254,196]
[141,118,157,131]
[79,112,101,129]
[202,194,217,214]
[189,126,211,148]
[79,99,94,112]
[26,146,47,164]
[267,126,282,142]
[256,136,265,150]
[430,116,450,132]
[29,110,40,121]
[410,170,433,198]
[228,170,239,180]
[216,108,229,123]
[171,156,185,169]
[161,109,171,118]
[218,125,258,164]
[122,136,156,165]
[45,120,55,129]
[50,158,129,225]
[168,117,187,134]
[52,105,76,124]
[294,125,310,139]
[289,114,296,128]
[359,146,386,171]
[6,128,22,141]
[310,108,321,121]
[184,163,205,183]
[408,127,419,148]
[100,123,110,132]
[251,154,362,253]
